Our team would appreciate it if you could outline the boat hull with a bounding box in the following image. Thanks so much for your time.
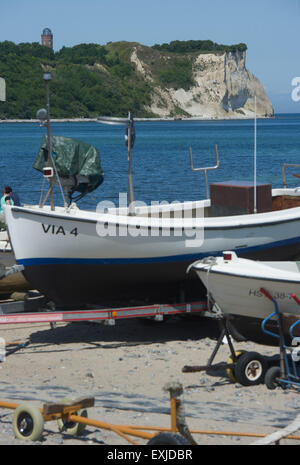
[191,254,300,345]
[194,268,300,319]
[22,260,206,307]
[5,203,300,307]
[21,240,300,307]
[227,313,300,346]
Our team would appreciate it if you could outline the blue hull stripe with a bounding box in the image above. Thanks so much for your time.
[17,236,300,267]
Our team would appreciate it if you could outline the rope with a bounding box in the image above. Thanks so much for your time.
[251,413,300,445]
[39,176,46,207]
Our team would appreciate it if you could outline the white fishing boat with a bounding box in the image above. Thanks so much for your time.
[189,251,300,344]
[5,182,300,308]
[4,77,300,308]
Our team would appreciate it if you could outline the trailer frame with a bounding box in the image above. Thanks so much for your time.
[0,300,208,326]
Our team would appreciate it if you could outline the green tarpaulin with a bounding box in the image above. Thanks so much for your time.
[33,135,104,200]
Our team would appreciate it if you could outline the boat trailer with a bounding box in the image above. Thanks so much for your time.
[183,289,300,389]
[0,296,210,360]
[0,382,300,444]
[0,382,196,444]
[181,310,271,386]
[2,382,300,444]
[0,261,208,326]
[0,300,208,326]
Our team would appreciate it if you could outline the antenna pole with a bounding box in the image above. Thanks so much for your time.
[127,112,135,216]
[254,96,257,214]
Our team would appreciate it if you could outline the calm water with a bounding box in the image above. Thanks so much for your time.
[0,114,299,211]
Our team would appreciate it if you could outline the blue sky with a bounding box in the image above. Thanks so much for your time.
[0,0,299,113]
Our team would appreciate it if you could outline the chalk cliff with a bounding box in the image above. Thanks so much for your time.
[130,46,273,118]
[0,40,273,119]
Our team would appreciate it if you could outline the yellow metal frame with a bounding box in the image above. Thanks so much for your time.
[1,397,300,445]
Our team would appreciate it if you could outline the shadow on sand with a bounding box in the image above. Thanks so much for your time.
[28,315,221,348]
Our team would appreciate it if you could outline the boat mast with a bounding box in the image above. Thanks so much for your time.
[97,112,136,216]
[254,95,257,214]
[126,112,135,216]
[44,72,54,211]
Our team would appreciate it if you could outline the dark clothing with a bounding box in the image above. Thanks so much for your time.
[10,191,21,206]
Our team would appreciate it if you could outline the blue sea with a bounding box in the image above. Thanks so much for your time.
[0,114,299,211]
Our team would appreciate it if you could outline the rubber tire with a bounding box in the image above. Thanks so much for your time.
[57,397,88,436]
[265,366,281,390]
[12,403,44,441]
[226,350,246,383]
[234,351,267,386]
[147,432,191,445]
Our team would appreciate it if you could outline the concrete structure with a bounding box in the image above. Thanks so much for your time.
[41,28,53,49]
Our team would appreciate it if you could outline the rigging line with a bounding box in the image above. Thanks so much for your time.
[51,155,68,208]
[39,175,46,208]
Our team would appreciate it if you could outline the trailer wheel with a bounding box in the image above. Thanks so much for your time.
[12,403,44,441]
[147,432,191,445]
[265,366,281,390]
[234,351,267,386]
[226,351,245,382]
[57,397,88,436]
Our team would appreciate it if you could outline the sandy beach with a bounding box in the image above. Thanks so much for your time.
[0,114,273,124]
[0,313,300,446]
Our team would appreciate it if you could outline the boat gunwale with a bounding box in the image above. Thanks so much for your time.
[8,203,300,231]
[192,265,300,285]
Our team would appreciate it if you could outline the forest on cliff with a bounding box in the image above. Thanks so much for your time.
[0,39,247,119]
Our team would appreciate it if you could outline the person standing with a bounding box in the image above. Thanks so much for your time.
[4,186,20,206]
[0,186,14,223]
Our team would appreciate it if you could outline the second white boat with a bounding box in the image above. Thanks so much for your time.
[189,251,300,344]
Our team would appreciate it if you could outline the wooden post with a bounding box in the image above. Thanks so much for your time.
[164,381,198,445]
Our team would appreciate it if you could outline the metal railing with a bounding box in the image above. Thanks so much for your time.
[281,163,300,188]
[189,144,220,198]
